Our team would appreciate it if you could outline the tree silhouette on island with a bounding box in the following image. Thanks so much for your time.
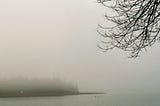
[0,78,103,97]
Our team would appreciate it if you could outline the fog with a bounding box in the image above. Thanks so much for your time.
[0,0,160,93]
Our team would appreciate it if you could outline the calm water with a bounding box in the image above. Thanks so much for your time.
[0,93,160,106]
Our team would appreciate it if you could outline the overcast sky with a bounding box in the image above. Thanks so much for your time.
[0,0,160,93]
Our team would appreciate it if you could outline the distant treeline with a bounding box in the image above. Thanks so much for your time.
[0,78,79,97]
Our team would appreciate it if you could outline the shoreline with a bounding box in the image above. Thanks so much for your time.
[0,92,105,98]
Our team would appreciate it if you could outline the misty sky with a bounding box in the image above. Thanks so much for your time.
[0,0,160,93]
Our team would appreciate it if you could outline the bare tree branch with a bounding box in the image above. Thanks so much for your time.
[98,0,160,58]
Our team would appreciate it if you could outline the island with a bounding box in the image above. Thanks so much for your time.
[0,78,103,97]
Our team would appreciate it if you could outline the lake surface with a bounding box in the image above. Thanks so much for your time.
[0,93,160,106]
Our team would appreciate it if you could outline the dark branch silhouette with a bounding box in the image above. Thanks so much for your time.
[98,0,160,58]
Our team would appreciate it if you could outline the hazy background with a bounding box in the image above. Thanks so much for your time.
[0,0,160,93]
